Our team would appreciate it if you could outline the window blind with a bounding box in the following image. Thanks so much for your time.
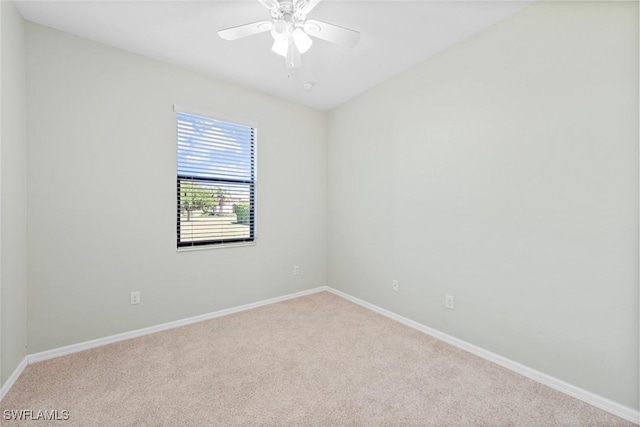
[176,111,256,247]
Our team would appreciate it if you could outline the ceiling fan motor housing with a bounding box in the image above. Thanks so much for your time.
[270,0,309,23]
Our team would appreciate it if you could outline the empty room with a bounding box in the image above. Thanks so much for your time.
[0,0,638,425]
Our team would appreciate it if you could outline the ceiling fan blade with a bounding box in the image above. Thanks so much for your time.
[303,20,359,47]
[297,0,322,14]
[257,0,279,11]
[218,21,272,41]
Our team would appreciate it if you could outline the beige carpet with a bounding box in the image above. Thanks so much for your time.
[1,291,636,426]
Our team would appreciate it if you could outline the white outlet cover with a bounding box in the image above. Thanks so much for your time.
[392,280,399,291]
[445,295,455,309]
[130,291,141,305]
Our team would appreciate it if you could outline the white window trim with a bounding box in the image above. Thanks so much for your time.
[173,104,259,129]
[175,105,258,250]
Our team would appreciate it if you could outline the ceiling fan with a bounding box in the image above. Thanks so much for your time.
[218,0,360,69]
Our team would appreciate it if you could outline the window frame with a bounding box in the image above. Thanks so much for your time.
[174,105,257,250]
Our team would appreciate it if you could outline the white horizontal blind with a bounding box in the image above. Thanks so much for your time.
[176,112,256,247]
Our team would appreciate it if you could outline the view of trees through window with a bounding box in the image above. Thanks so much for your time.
[177,180,252,243]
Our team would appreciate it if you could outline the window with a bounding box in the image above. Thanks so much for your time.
[176,109,256,248]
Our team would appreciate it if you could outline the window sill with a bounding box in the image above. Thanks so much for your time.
[177,241,257,252]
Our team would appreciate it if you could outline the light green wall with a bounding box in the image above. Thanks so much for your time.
[4,0,638,414]
[26,23,327,353]
[1,0,28,386]
[328,1,639,409]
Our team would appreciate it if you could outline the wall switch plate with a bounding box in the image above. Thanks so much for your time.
[445,295,455,310]
[130,291,141,305]
[293,265,300,275]
[392,280,399,292]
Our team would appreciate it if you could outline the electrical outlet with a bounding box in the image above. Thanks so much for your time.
[130,291,141,305]
[392,280,399,292]
[445,295,455,310]
[293,265,300,275]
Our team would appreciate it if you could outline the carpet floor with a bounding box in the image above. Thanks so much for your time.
[1,291,636,426]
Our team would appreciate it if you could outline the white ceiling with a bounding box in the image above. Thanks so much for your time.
[15,1,531,111]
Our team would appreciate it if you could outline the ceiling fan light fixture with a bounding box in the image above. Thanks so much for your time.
[272,38,289,57]
[292,28,312,53]
[270,20,290,41]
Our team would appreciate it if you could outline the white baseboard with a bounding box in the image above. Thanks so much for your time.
[28,286,328,364]
[0,356,27,401]
[326,287,640,425]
